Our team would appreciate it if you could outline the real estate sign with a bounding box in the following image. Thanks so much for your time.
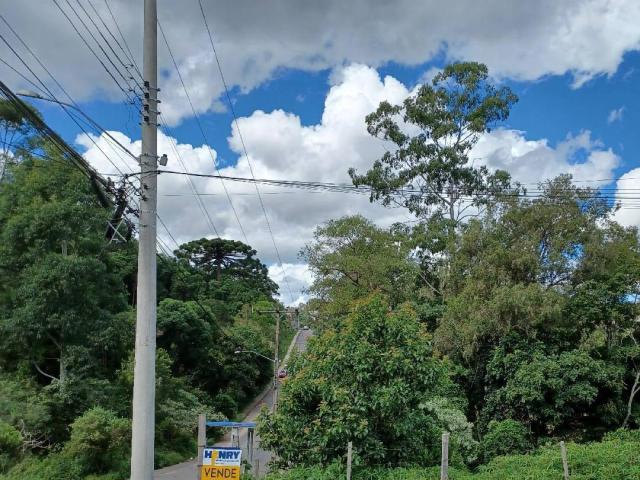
[200,447,242,479]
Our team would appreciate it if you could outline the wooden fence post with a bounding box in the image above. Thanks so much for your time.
[440,432,449,480]
[346,441,353,480]
[196,414,206,480]
[560,441,569,479]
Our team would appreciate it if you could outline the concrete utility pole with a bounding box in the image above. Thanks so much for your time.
[130,0,158,478]
[273,310,280,412]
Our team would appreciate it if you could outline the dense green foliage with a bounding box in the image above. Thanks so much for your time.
[480,420,531,462]
[260,296,468,467]
[349,62,518,225]
[260,61,640,478]
[265,430,640,479]
[302,215,418,320]
[0,103,292,479]
[3,62,640,479]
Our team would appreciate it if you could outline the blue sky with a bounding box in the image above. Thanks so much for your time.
[38,52,639,187]
[3,0,640,303]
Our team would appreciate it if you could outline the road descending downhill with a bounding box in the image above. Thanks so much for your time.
[153,329,313,480]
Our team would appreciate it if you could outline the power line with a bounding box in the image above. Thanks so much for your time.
[51,0,139,107]
[197,0,295,304]
[85,0,144,84]
[157,19,248,243]
[161,130,221,236]
[152,168,640,208]
[101,0,142,80]
[71,0,143,94]
[0,55,49,97]
[0,138,122,177]
[160,191,326,197]
[0,80,138,240]
[0,27,142,236]
[0,16,138,187]
[0,81,104,188]
[1,7,258,348]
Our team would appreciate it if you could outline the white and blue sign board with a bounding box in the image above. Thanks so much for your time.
[200,447,242,479]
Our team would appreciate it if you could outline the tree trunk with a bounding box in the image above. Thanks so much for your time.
[215,255,222,281]
[59,345,67,386]
[623,368,640,428]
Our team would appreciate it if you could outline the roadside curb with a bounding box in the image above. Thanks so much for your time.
[281,329,302,368]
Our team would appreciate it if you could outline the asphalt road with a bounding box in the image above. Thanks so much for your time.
[153,328,313,480]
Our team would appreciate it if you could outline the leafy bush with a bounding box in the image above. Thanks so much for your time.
[63,407,130,477]
[477,436,640,479]
[0,420,21,453]
[265,465,467,480]
[0,374,51,443]
[1,454,83,480]
[480,419,531,461]
[482,337,624,438]
[259,295,462,468]
[266,434,640,479]
[602,428,640,442]
[118,348,221,468]
[0,420,22,472]
[422,398,478,465]
[154,448,190,470]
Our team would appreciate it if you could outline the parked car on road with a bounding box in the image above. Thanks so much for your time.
[278,368,287,378]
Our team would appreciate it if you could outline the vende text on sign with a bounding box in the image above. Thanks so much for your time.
[200,465,240,479]
[200,447,242,480]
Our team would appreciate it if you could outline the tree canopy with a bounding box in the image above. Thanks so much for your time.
[349,62,518,226]
[301,215,418,320]
[259,295,469,468]
[0,119,290,478]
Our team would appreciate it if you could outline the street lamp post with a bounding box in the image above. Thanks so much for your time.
[234,349,280,412]
[16,90,107,131]
[15,90,136,164]
[234,349,275,363]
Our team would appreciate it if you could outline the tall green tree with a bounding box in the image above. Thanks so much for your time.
[435,176,639,437]
[173,238,278,319]
[0,154,130,441]
[349,62,517,227]
[301,215,418,320]
[259,295,464,468]
[175,237,276,289]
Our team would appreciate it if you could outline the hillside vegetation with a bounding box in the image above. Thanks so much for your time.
[265,430,640,480]
[256,63,640,478]
[0,101,292,479]
[2,61,640,479]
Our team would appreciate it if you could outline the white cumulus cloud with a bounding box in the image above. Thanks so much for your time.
[613,168,640,229]
[78,65,623,303]
[3,1,640,124]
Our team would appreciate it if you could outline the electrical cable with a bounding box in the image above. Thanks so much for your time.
[151,168,640,208]
[197,0,296,303]
[0,19,137,186]
[160,127,221,236]
[157,19,248,243]
[0,55,50,98]
[83,0,144,85]
[102,0,142,80]
[51,0,139,107]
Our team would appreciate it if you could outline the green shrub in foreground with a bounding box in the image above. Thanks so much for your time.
[480,419,531,462]
[0,454,82,480]
[265,432,640,480]
[0,420,22,472]
[63,407,130,476]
